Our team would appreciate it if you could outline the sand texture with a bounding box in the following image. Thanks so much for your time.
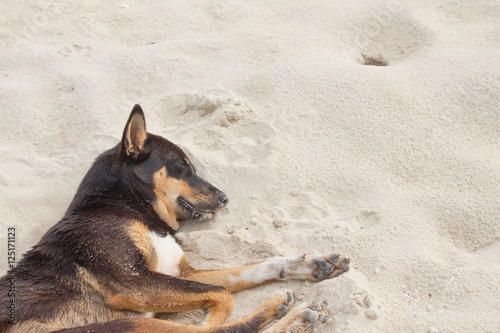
[1,1,499,332]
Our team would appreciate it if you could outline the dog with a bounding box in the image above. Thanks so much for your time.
[0,105,350,333]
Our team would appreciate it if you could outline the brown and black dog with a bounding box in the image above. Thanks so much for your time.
[0,105,350,333]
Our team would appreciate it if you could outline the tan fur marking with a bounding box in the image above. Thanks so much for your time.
[152,167,199,230]
[152,199,178,230]
[177,256,194,277]
[77,266,108,296]
[106,289,233,325]
[49,267,128,330]
[126,221,157,270]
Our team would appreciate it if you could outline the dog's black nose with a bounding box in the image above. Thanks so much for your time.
[217,191,229,205]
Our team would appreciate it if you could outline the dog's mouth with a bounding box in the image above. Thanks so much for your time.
[176,197,217,221]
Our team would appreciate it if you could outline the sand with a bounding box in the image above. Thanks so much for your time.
[1,1,499,332]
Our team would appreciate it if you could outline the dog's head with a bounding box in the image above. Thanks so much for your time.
[120,105,228,230]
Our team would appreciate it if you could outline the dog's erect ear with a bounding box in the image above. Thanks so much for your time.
[122,104,147,161]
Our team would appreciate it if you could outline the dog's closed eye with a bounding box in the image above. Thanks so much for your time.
[173,160,189,178]
[174,160,186,168]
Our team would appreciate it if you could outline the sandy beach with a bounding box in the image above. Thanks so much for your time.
[1,1,499,332]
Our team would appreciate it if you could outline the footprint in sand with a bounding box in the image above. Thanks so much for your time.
[342,290,380,320]
[286,190,331,221]
[57,44,92,58]
[161,90,275,165]
[434,206,498,252]
[307,278,383,332]
[356,210,381,229]
[341,3,430,65]
[161,91,235,125]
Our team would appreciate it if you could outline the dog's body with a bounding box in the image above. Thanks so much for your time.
[0,106,349,333]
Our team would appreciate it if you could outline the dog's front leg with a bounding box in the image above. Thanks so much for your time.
[179,253,350,293]
[103,270,233,325]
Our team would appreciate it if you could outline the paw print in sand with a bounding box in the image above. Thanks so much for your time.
[342,290,379,320]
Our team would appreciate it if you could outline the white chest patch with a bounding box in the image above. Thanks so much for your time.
[148,232,185,277]
[129,232,184,319]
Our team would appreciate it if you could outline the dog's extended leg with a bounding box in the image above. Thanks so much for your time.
[179,253,350,293]
[100,270,233,326]
[53,290,293,333]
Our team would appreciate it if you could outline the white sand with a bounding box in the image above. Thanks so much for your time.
[1,1,499,332]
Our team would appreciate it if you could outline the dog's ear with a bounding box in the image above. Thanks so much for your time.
[122,104,148,162]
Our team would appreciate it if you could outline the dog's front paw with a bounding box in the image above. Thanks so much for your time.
[311,254,350,281]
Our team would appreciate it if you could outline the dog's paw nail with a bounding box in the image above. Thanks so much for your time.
[277,304,289,318]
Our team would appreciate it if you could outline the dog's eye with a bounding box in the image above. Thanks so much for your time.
[172,160,189,178]
[174,160,186,169]
[171,159,194,178]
